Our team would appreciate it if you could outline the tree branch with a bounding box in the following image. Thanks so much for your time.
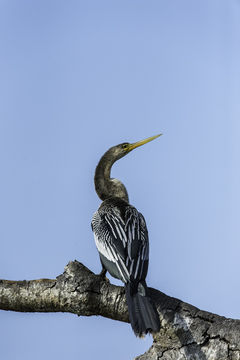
[1,261,240,359]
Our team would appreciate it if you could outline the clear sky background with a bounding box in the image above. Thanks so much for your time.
[0,1,240,359]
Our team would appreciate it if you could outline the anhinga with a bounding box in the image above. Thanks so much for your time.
[91,134,161,337]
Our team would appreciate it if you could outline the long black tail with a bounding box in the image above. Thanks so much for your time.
[125,281,160,337]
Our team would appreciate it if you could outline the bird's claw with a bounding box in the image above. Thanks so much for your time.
[99,268,109,282]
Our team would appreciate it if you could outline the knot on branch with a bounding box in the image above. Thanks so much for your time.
[63,261,95,280]
[57,261,128,320]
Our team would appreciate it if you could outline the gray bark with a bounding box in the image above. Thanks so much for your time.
[0,261,239,360]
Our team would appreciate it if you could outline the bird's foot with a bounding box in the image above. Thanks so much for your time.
[99,268,109,282]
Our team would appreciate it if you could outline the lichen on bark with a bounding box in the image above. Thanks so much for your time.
[1,261,240,360]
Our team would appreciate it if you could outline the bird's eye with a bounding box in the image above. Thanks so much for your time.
[122,144,128,150]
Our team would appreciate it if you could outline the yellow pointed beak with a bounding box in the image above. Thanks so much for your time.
[127,134,162,152]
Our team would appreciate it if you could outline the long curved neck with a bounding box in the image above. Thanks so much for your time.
[94,149,129,202]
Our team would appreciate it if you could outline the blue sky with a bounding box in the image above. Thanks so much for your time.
[0,1,240,359]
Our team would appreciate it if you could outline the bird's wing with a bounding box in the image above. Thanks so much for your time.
[92,206,149,283]
[124,208,149,281]
[92,209,130,282]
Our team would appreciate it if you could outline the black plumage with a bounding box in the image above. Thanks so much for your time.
[92,135,161,337]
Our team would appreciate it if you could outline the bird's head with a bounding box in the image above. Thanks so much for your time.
[95,133,162,202]
[109,134,162,161]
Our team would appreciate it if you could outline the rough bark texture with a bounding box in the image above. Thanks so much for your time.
[1,261,240,360]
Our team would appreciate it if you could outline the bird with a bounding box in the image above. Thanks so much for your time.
[91,134,161,337]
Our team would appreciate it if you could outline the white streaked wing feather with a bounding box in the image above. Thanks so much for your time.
[92,206,149,282]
